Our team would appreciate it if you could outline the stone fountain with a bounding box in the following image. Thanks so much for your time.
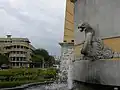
[71,0,120,89]
[72,22,120,90]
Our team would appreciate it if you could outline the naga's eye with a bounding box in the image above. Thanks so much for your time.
[78,26,80,29]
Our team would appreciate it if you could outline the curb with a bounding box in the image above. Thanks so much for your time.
[0,81,54,90]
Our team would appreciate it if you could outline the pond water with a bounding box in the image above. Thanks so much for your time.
[24,82,118,90]
[24,82,70,90]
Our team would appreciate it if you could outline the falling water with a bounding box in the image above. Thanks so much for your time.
[66,47,74,90]
[24,43,75,90]
[67,64,73,90]
[25,82,68,90]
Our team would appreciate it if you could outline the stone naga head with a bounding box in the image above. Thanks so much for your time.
[78,22,89,32]
[78,22,95,34]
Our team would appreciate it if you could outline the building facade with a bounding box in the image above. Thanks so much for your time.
[63,0,120,59]
[63,0,74,43]
[0,35,35,68]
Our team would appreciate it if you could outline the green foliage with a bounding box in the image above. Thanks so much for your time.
[47,56,55,67]
[0,54,9,66]
[31,54,43,63]
[32,49,55,68]
[43,68,57,79]
[33,49,49,60]
[0,68,57,88]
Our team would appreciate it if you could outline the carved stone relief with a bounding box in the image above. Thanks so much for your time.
[78,22,116,60]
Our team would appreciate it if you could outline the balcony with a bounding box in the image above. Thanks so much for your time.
[9,54,26,57]
[7,48,27,52]
[10,61,28,63]
[4,42,30,49]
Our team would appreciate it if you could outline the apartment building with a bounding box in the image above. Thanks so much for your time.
[0,35,35,68]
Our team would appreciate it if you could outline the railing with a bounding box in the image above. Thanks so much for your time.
[9,54,26,57]
[4,42,30,48]
[10,61,28,63]
[7,48,27,52]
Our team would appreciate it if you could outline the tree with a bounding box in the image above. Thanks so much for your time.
[31,54,44,68]
[33,49,49,61]
[0,54,9,66]
[31,54,43,63]
[45,56,55,67]
[32,48,55,68]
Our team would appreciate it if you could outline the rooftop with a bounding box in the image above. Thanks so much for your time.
[0,35,30,43]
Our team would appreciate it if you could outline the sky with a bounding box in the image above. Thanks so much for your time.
[0,0,66,56]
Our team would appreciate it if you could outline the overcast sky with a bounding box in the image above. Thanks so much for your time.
[0,0,66,56]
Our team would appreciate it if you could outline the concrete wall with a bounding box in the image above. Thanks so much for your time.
[73,60,120,86]
[74,0,120,45]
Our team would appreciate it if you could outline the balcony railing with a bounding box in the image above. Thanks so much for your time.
[7,48,27,52]
[10,61,28,63]
[9,54,26,57]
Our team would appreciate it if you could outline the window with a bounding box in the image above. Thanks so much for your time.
[12,63,15,66]
[7,46,11,49]
[23,57,26,61]
[16,63,19,66]
[20,57,22,61]
[17,57,19,61]
[20,63,22,67]
[0,41,4,43]
[14,46,16,48]
[21,51,24,54]
[13,57,15,61]
[21,46,23,48]
[17,45,20,48]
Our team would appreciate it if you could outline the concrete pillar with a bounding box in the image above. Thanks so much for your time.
[15,57,17,67]
[19,63,20,67]
[15,62,17,67]
[22,63,23,67]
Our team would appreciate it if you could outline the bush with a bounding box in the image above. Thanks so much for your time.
[42,68,57,79]
[0,68,57,88]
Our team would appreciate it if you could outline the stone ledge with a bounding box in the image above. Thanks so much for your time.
[73,60,120,86]
[59,42,74,46]
[1,81,54,90]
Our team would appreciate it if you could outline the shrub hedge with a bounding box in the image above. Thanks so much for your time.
[0,68,57,88]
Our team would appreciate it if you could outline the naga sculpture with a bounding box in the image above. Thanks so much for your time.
[78,22,114,60]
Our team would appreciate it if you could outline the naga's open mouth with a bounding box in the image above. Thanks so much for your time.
[78,26,86,32]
